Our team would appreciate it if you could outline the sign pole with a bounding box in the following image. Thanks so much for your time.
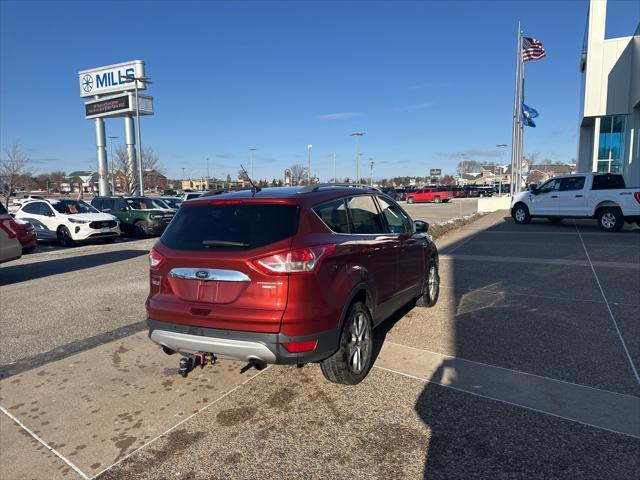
[134,84,144,195]
[123,115,138,194]
[94,116,109,196]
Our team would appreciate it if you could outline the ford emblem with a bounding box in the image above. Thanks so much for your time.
[195,270,209,279]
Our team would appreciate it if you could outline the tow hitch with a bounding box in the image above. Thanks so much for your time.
[240,360,266,374]
[178,352,216,378]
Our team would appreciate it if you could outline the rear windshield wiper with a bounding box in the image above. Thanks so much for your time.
[202,240,249,248]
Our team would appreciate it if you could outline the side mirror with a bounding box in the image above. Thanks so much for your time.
[415,220,429,234]
[46,211,55,217]
[120,206,128,211]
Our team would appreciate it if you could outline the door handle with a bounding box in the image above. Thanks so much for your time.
[551,195,558,198]
[575,195,583,198]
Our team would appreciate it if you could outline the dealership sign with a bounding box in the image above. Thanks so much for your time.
[84,92,154,119]
[78,60,146,98]
[429,169,442,176]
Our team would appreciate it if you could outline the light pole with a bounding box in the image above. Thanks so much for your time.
[350,132,365,183]
[369,158,374,186]
[108,135,118,194]
[307,145,313,184]
[123,74,152,195]
[249,148,256,181]
[496,144,508,195]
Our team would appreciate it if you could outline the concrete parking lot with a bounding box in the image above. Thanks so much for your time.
[1,210,639,479]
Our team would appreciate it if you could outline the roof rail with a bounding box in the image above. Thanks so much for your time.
[297,183,381,194]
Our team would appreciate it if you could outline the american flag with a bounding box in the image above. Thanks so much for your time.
[522,37,546,62]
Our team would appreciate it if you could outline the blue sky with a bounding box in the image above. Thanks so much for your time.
[1,0,638,181]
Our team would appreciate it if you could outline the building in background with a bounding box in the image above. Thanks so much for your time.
[577,0,639,186]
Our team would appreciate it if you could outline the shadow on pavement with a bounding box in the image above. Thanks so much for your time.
[373,214,640,477]
[0,250,148,286]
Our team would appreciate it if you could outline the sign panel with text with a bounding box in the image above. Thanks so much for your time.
[79,60,146,98]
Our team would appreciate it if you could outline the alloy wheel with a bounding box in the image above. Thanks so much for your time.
[601,212,616,229]
[347,312,371,374]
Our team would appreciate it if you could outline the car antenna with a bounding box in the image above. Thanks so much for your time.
[240,163,261,196]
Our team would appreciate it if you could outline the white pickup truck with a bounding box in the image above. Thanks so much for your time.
[511,173,640,232]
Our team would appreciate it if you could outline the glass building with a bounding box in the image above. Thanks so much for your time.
[577,0,639,186]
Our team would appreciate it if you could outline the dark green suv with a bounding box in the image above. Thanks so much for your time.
[91,197,175,237]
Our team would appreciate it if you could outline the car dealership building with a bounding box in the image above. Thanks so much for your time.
[577,0,640,186]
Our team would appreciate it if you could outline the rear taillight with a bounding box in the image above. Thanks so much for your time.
[149,247,165,269]
[0,219,18,239]
[282,340,318,353]
[252,244,336,275]
[634,192,640,204]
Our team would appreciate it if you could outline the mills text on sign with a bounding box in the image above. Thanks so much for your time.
[78,60,146,98]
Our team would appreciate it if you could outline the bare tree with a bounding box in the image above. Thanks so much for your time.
[289,164,305,185]
[1,141,32,208]
[114,146,136,194]
[440,175,456,185]
[527,170,545,185]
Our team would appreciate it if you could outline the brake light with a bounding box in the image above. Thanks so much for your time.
[0,219,17,239]
[149,247,165,269]
[634,192,640,204]
[282,340,318,353]
[252,244,336,275]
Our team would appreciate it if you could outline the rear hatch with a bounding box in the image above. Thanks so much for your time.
[148,199,299,333]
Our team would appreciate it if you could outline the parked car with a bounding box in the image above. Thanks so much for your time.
[463,185,493,198]
[15,199,120,247]
[0,203,22,263]
[146,185,440,384]
[511,173,640,232]
[11,194,45,207]
[406,187,453,204]
[159,196,183,210]
[182,191,205,202]
[379,188,400,201]
[13,218,37,253]
[91,196,175,237]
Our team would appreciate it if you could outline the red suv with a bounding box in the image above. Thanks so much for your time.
[146,185,439,384]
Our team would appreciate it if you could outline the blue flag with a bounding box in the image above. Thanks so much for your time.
[522,103,539,127]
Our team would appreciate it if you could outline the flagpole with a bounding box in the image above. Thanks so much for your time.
[510,21,522,195]
[518,25,525,193]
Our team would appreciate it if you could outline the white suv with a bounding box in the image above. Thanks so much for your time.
[15,199,121,247]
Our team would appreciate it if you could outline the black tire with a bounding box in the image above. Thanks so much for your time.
[57,226,75,247]
[407,197,414,204]
[416,257,440,307]
[547,217,563,223]
[512,203,531,224]
[134,220,150,238]
[597,207,623,232]
[434,196,441,204]
[320,301,373,385]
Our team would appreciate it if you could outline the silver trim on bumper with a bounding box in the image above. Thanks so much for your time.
[168,268,250,282]
[150,329,276,363]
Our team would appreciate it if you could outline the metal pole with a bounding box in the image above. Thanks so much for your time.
[134,84,144,195]
[123,115,137,194]
[510,21,521,195]
[356,137,360,183]
[369,158,374,185]
[307,145,312,184]
[94,117,109,196]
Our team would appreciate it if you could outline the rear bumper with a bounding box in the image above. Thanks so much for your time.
[147,318,339,365]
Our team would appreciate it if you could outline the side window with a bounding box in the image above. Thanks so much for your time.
[22,202,40,214]
[376,197,411,234]
[313,199,351,233]
[92,199,103,210]
[102,199,115,211]
[560,177,585,191]
[346,195,385,234]
[540,179,561,192]
[40,203,54,216]
[114,199,125,211]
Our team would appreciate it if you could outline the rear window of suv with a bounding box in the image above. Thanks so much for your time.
[160,203,299,251]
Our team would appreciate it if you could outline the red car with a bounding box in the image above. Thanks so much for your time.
[146,185,440,384]
[406,187,454,204]
[13,217,37,253]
